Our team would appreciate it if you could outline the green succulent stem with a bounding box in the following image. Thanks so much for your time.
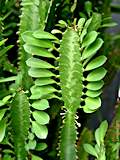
[60,112,77,160]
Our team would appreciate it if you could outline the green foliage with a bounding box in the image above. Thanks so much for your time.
[105,103,120,160]
[0,0,118,159]
[84,120,108,160]
[22,14,107,159]
[18,0,50,90]
[77,128,93,160]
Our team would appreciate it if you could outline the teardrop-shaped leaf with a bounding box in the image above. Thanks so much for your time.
[32,121,48,139]
[32,99,49,110]
[0,120,6,142]
[86,67,107,81]
[99,120,108,142]
[82,38,104,60]
[26,140,36,150]
[85,56,107,71]
[26,57,54,69]
[78,18,85,32]
[0,39,6,46]
[83,97,101,112]
[23,44,55,58]
[80,29,87,43]
[28,133,35,140]
[57,20,68,28]
[32,111,50,125]
[95,128,100,147]
[86,80,104,90]
[28,68,55,78]
[35,143,47,151]
[2,95,12,103]
[85,1,92,15]
[84,18,92,29]
[83,144,98,158]
[30,86,56,99]
[35,78,56,86]
[0,96,11,107]
[33,30,58,40]
[82,31,98,48]
[0,109,6,121]
[0,76,16,83]
[88,13,102,31]
[0,45,13,57]
[22,31,54,48]
[95,144,99,155]
[101,22,117,28]
[86,89,102,98]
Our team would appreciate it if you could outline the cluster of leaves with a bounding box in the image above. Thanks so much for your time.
[84,121,108,160]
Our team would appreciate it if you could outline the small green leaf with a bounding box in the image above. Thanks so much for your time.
[30,86,56,99]
[78,18,86,33]
[86,81,104,90]
[0,76,16,83]
[0,101,4,107]
[84,97,101,111]
[2,95,12,103]
[0,45,13,57]
[0,95,12,107]
[82,31,98,48]
[0,109,6,121]
[86,67,107,81]
[35,143,47,151]
[0,39,6,46]
[32,121,48,139]
[22,31,54,48]
[24,44,55,58]
[51,29,63,34]
[32,111,50,125]
[82,38,104,60]
[26,140,36,150]
[58,20,68,27]
[32,99,49,110]
[95,128,100,147]
[0,120,6,142]
[26,57,54,69]
[28,68,55,78]
[88,13,102,31]
[95,144,99,154]
[80,29,87,43]
[86,89,102,98]
[33,30,58,40]
[84,18,92,29]
[85,1,92,15]
[28,132,35,140]
[101,22,117,28]
[85,56,107,71]
[83,144,98,158]
[99,120,108,142]
[35,78,56,86]
[32,154,43,160]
